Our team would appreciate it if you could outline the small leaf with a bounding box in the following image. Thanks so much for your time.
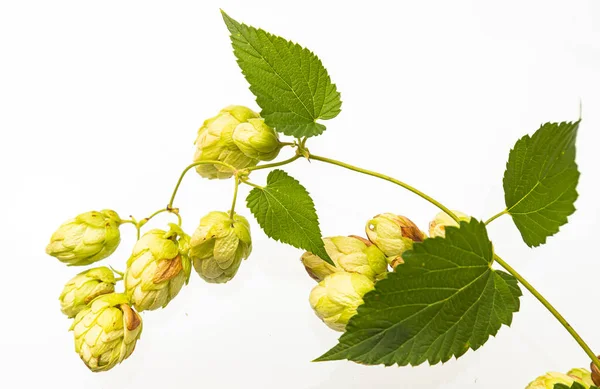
[222,11,342,138]
[246,169,333,265]
[316,219,521,366]
[503,121,580,247]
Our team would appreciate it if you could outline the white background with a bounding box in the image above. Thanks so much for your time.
[1,1,599,388]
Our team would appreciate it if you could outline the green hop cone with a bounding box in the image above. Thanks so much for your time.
[189,211,252,284]
[567,368,595,387]
[232,118,281,161]
[59,267,116,318]
[301,236,388,282]
[365,213,426,268]
[46,210,122,266]
[525,371,591,389]
[428,210,471,238]
[71,293,142,372]
[309,272,374,332]
[125,224,192,312]
[194,105,265,179]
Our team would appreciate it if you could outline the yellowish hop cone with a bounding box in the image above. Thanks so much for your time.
[125,224,191,312]
[189,211,252,284]
[46,210,122,266]
[232,118,281,161]
[309,272,375,332]
[567,368,595,386]
[71,293,142,372]
[428,210,471,238]
[365,213,426,268]
[301,236,388,282]
[193,105,281,179]
[59,267,116,318]
[526,370,593,389]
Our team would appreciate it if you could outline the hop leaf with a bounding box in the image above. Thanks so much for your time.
[503,121,580,247]
[222,11,342,138]
[246,169,333,265]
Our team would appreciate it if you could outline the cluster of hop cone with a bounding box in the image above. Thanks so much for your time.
[46,210,252,372]
[302,211,470,332]
[45,106,273,372]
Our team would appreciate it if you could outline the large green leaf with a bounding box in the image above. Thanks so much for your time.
[246,169,333,265]
[222,11,342,138]
[316,219,521,366]
[503,121,580,247]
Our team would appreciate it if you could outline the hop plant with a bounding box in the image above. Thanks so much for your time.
[189,211,252,283]
[59,267,116,318]
[309,272,375,332]
[71,293,142,372]
[525,371,592,389]
[41,10,594,386]
[428,210,471,238]
[46,210,121,266]
[125,224,192,312]
[301,235,388,282]
[365,213,426,268]
[193,105,281,179]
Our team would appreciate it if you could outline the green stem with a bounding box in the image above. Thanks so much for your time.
[230,177,240,219]
[240,179,263,189]
[309,154,461,223]
[121,218,141,239]
[494,254,600,369]
[249,155,301,172]
[141,208,182,227]
[168,160,237,208]
[485,209,508,225]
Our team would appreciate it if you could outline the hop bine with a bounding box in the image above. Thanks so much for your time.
[301,235,388,282]
[189,211,252,283]
[46,210,122,266]
[125,224,192,312]
[193,105,282,179]
[71,293,142,372]
[59,267,117,318]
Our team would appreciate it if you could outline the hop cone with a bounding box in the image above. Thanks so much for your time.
[59,267,116,318]
[428,210,471,238]
[232,117,281,161]
[194,105,258,179]
[189,211,252,284]
[525,371,592,389]
[567,368,595,387]
[46,210,121,266]
[309,272,374,332]
[301,235,388,282]
[366,213,426,268]
[71,293,142,372]
[125,224,191,312]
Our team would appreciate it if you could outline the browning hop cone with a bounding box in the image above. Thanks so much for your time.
[124,224,191,312]
[70,293,142,372]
